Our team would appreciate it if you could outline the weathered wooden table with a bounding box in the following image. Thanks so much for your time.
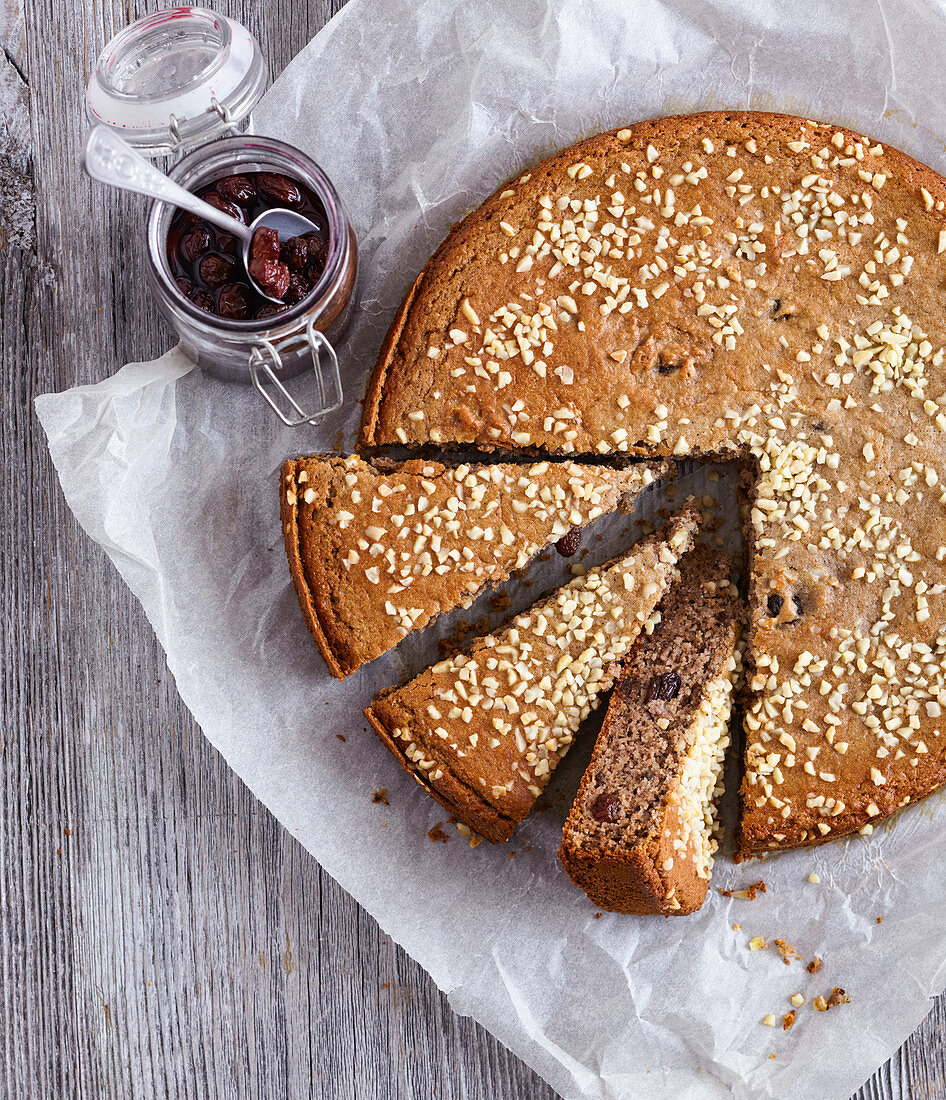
[3,2,944,1096]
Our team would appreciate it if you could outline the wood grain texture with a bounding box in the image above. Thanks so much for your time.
[1,1,944,1097]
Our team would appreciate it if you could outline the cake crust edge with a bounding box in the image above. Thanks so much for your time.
[280,457,351,680]
[364,699,517,842]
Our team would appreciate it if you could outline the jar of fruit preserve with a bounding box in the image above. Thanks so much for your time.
[85,6,357,426]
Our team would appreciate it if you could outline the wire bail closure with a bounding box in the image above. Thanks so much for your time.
[248,316,343,427]
[167,99,238,152]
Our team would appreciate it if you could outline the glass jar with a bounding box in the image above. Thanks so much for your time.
[146,135,357,424]
[86,7,358,426]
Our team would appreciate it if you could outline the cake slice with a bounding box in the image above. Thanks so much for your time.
[281,453,664,678]
[364,506,700,842]
[559,548,743,915]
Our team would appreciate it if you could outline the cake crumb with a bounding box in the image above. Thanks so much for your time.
[427,823,449,843]
[336,734,346,742]
[733,923,741,931]
[774,939,798,965]
[806,957,823,974]
[719,879,767,900]
[782,1011,796,1030]
[876,916,883,924]
[372,788,390,805]
[826,987,851,1009]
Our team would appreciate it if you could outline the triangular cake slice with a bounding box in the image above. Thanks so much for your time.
[281,453,665,678]
[559,547,743,914]
[364,506,700,842]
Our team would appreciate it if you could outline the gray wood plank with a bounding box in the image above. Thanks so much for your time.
[2,1,944,1098]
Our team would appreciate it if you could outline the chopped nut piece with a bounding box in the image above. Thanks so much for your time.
[826,987,851,1008]
[719,880,767,900]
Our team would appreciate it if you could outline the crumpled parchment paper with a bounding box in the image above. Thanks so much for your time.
[36,1,946,1096]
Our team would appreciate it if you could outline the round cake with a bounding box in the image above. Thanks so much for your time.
[361,111,946,857]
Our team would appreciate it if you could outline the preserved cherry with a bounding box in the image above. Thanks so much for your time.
[166,170,331,322]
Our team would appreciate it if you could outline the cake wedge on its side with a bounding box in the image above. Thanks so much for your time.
[281,454,665,679]
[559,548,743,915]
[364,506,700,842]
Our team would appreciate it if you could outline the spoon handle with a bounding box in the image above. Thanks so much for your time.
[82,126,254,244]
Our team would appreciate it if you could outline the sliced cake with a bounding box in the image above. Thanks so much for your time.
[364,506,700,842]
[362,110,946,855]
[559,548,743,915]
[281,453,664,678]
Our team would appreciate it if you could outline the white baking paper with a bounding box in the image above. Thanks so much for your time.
[36,1,946,1096]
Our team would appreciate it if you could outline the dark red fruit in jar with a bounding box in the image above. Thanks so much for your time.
[201,191,245,223]
[280,236,309,272]
[283,273,311,305]
[199,254,236,288]
[216,174,256,205]
[590,792,620,823]
[556,526,581,557]
[258,173,303,207]
[217,283,251,320]
[249,227,291,297]
[302,231,328,268]
[165,171,333,322]
[254,260,290,298]
[182,227,211,262]
[190,289,215,312]
[250,225,280,264]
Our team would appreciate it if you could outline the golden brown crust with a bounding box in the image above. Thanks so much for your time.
[280,457,347,679]
[559,824,706,916]
[362,110,946,453]
[364,702,515,841]
[360,268,426,447]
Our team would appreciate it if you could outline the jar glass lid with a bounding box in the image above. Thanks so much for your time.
[86,7,268,157]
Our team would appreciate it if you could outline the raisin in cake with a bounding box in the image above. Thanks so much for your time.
[364,506,699,841]
[362,110,946,856]
[281,454,664,678]
[559,548,742,915]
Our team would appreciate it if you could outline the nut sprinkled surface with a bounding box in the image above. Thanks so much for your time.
[362,109,946,855]
[281,453,664,678]
[365,507,699,841]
